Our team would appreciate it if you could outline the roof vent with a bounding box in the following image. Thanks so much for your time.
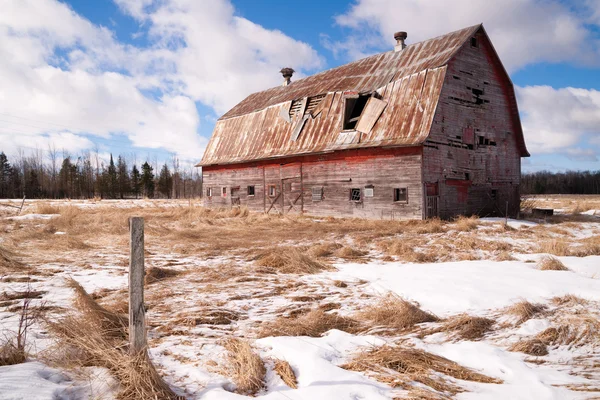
[394,31,407,52]
[280,67,295,86]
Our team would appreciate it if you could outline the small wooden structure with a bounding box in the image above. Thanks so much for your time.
[198,24,529,219]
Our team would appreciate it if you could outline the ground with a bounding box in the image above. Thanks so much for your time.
[0,197,599,399]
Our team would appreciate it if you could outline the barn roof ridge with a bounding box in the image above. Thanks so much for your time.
[219,24,482,121]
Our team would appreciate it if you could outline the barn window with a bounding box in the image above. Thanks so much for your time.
[343,94,371,130]
[364,185,374,197]
[312,186,323,201]
[206,187,213,197]
[268,185,277,197]
[491,189,497,199]
[247,186,255,196]
[349,188,361,202]
[222,187,227,197]
[471,37,478,48]
[394,188,408,203]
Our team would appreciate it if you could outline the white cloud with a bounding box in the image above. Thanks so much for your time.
[517,86,600,157]
[117,0,323,114]
[332,0,600,71]
[0,0,322,164]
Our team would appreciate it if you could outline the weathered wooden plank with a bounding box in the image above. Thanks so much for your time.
[356,97,387,134]
[129,217,146,354]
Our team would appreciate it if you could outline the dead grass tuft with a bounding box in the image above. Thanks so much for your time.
[536,240,570,256]
[50,315,181,400]
[343,345,501,394]
[425,314,494,341]
[335,246,367,259]
[255,248,331,274]
[550,294,589,307]
[34,203,61,214]
[0,244,26,273]
[378,239,438,263]
[65,278,128,339]
[453,216,479,232]
[509,339,548,356]
[145,267,182,284]
[259,309,359,338]
[222,338,266,396]
[505,300,546,325]
[273,359,298,389]
[538,256,569,271]
[307,242,342,258]
[356,294,438,334]
[0,340,26,366]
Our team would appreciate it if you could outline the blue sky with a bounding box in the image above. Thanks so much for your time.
[1,0,599,172]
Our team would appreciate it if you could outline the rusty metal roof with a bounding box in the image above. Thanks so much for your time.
[199,25,482,167]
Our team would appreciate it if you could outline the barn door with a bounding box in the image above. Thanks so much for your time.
[425,182,439,219]
[280,163,303,215]
[231,186,241,206]
[282,177,303,214]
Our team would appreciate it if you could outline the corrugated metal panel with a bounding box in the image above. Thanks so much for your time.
[221,25,479,120]
[199,25,481,166]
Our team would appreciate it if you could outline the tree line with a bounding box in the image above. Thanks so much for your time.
[521,170,600,195]
[0,150,202,199]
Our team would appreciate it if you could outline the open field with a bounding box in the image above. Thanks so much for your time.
[1,197,600,399]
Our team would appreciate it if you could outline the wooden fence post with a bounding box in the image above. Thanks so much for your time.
[129,217,146,354]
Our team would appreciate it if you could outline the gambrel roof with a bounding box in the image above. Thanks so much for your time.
[199,24,527,167]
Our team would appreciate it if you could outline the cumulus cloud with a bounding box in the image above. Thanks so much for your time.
[0,0,322,163]
[332,0,600,71]
[517,86,600,159]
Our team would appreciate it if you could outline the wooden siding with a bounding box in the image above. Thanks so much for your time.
[203,147,423,220]
[423,29,522,218]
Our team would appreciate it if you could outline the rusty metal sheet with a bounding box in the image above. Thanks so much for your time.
[199,25,481,167]
[220,24,480,120]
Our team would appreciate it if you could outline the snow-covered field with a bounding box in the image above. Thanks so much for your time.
[1,199,600,399]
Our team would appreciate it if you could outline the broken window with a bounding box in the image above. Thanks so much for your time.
[394,188,408,203]
[247,186,255,196]
[491,189,497,199]
[471,37,478,48]
[343,94,371,130]
[206,187,212,197]
[312,186,323,201]
[222,187,227,197]
[349,188,361,202]
[268,185,277,197]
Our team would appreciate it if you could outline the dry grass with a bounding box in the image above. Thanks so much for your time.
[343,345,501,395]
[0,244,26,273]
[145,267,182,284]
[536,318,600,348]
[307,242,342,258]
[49,278,181,399]
[335,246,367,259]
[0,339,26,366]
[453,216,479,232]
[509,339,548,356]
[33,203,61,214]
[536,240,570,256]
[505,300,547,325]
[550,294,589,307]
[273,359,298,389]
[424,314,494,341]
[255,248,331,274]
[258,309,359,338]
[356,294,438,334]
[378,239,438,263]
[221,338,266,396]
[50,315,181,400]
[538,256,569,271]
[65,278,128,339]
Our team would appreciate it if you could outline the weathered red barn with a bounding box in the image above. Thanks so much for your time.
[197,24,529,219]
